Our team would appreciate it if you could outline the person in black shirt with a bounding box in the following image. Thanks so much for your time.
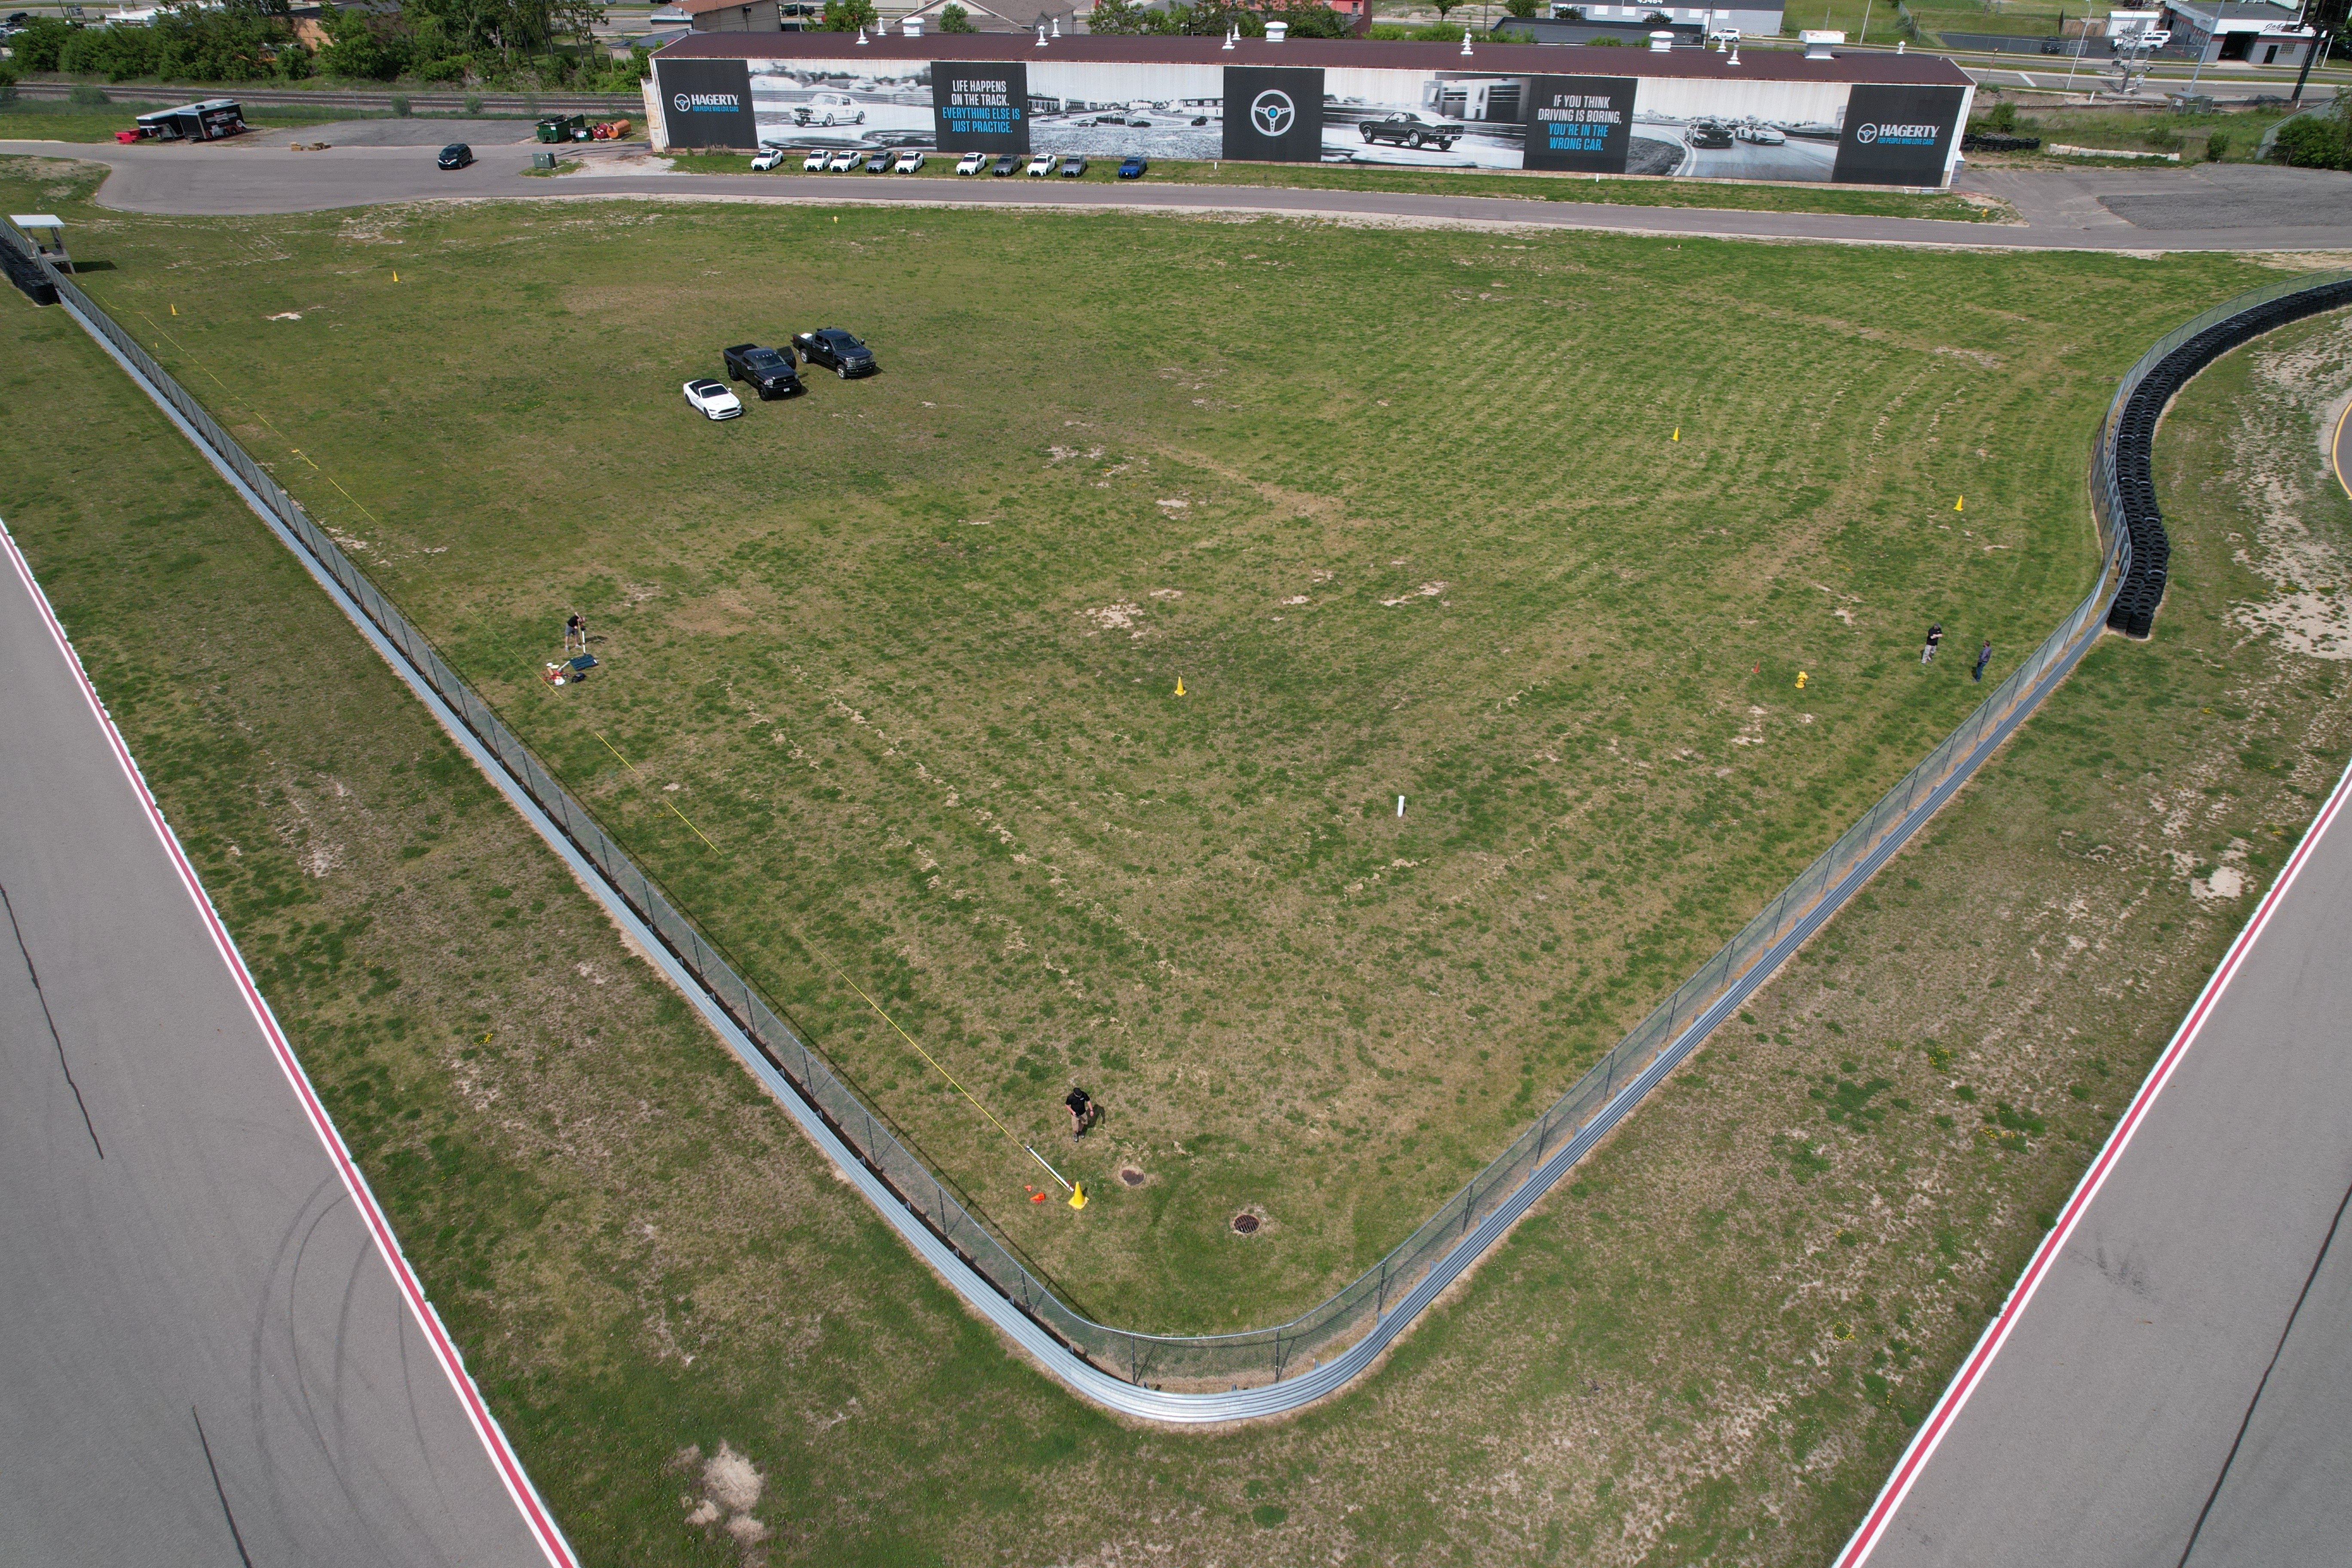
[1973,639,1993,683]
[1920,622,1943,665]
[1066,1086,1095,1139]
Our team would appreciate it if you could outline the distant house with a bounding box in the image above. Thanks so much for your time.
[1494,1,1784,42]
[2157,0,2314,66]
[897,0,1087,33]
[684,0,782,31]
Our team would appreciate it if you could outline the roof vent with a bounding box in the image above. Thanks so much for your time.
[1800,28,1843,57]
[900,15,920,34]
[1648,28,1673,49]
[1265,18,1287,40]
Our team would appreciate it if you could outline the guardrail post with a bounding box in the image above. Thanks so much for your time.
[1376,1258,1388,1317]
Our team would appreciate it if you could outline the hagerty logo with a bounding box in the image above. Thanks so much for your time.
[1249,89,1296,138]
[1854,121,1939,145]
[674,91,742,113]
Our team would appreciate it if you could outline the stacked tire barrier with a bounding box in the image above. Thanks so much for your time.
[11,209,2352,1416]
[2101,270,2352,639]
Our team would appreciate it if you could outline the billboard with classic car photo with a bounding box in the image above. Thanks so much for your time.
[652,48,1970,186]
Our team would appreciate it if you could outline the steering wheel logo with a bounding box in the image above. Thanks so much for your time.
[1855,122,1879,143]
[1250,89,1297,138]
[674,92,693,114]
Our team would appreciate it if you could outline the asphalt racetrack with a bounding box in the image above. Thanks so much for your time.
[8,130,2352,252]
[1846,759,2352,1568]
[0,531,566,1566]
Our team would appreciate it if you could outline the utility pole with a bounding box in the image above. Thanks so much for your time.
[2288,0,2349,107]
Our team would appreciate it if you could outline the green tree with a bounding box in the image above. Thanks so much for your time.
[1266,0,1353,35]
[317,1,405,79]
[818,0,878,29]
[1503,0,1542,16]
[6,17,74,71]
[937,1,974,28]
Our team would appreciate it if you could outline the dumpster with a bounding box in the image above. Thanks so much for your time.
[536,114,588,144]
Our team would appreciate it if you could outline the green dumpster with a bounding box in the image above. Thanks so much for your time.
[536,114,587,144]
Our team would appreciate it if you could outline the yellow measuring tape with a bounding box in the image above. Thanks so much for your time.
[835,969,1077,1200]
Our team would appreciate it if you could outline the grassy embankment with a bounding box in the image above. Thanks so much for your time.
[0,95,508,142]
[20,156,2286,1338]
[6,151,2351,1564]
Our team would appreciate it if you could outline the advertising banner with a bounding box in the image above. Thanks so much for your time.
[658,57,758,150]
[1831,83,1963,184]
[1223,66,1325,162]
[712,52,1963,187]
[1519,74,1637,173]
[932,61,1029,154]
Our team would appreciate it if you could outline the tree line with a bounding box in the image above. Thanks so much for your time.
[3,0,648,89]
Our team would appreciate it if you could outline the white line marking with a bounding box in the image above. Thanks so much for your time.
[1832,744,2352,1567]
[0,519,579,1568]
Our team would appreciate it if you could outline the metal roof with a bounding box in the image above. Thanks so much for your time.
[653,30,1975,83]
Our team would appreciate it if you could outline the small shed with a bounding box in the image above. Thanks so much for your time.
[7,214,71,273]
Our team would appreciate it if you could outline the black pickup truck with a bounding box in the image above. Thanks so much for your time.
[722,342,803,399]
[792,328,879,379]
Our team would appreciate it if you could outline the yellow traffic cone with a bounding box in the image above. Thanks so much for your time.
[169,303,178,316]
[1068,1182,1087,1210]
[1796,671,1808,689]
[392,270,400,282]
[1672,427,1680,441]
[1174,676,1186,696]
[1954,495,1964,512]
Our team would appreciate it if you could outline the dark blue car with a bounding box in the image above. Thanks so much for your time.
[1117,156,1148,180]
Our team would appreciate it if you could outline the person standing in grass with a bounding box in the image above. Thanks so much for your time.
[1066,1085,1096,1139]
[1921,622,1943,665]
[1974,639,1993,683]
[565,612,588,655]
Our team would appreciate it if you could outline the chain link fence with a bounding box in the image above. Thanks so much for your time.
[15,218,2345,1393]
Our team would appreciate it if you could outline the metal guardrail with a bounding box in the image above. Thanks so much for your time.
[15,212,2341,1418]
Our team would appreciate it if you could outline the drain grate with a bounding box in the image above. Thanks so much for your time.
[1231,1213,1260,1235]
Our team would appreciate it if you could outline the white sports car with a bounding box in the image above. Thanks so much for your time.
[956,150,985,175]
[683,379,743,420]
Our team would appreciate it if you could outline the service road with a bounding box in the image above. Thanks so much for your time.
[0,527,570,1567]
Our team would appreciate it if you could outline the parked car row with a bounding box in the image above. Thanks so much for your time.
[685,329,879,422]
[783,147,927,174]
[738,148,1149,180]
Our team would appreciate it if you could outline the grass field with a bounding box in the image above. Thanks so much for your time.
[8,150,2286,1337]
[0,96,425,143]
[9,153,2352,1564]
[648,151,2013,220]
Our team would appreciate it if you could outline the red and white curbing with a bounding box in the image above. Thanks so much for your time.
[1,520,580,1568]
[1833,744,2352,1568]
